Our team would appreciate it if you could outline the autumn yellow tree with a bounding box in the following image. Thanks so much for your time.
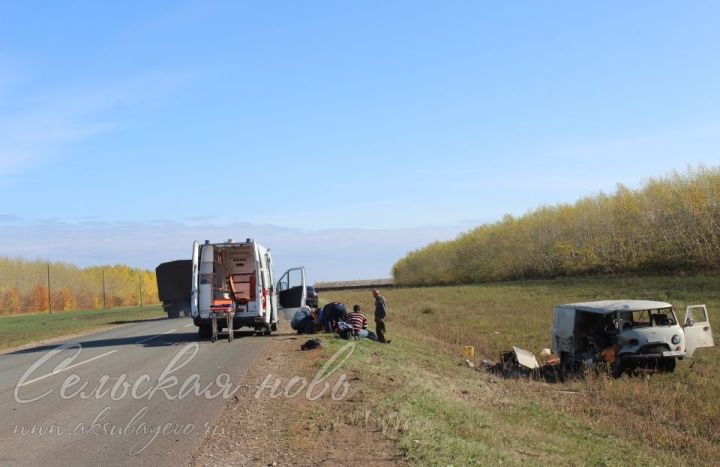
[28,285,50,312]
[1,287,23,314]
[394,166,720,286]
[52,287,76,311]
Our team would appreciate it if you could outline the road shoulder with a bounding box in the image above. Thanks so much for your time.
[192,323,406,466]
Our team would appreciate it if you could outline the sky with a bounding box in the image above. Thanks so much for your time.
[1,1,719,282]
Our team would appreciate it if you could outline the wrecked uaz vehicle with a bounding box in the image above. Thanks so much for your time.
[552,300,714,379]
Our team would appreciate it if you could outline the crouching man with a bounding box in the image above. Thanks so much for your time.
[346,305,377,341]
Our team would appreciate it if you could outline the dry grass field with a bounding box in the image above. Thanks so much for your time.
[0,305,166,351]
[318,275,720,465]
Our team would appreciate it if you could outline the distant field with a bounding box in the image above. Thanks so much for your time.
[0,305,166,351]
[321,275,720,465]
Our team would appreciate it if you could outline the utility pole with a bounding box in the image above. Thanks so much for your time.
[102,270,107,310]
[139,276,143,308]
[47,264,52,314]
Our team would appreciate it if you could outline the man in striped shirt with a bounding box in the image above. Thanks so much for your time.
[346,305,368,334]
[346,305,377,341]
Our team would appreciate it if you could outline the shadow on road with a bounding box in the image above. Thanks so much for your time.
[7,329,263,355]
[109,317,173,325]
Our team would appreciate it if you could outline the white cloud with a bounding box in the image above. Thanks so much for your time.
[0,88,120,176]
[0,68,198,178]
[0,219,462,283]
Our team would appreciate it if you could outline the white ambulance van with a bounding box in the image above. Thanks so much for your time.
[190,238,308,338]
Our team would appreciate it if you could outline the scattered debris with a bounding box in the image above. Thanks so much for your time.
[465,359,475,369]
[512,346,539,369]
[484,347,561,382]
[300,339,322,351]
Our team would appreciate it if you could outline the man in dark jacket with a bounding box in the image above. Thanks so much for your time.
[372,289,390,343]
[320,302,347,333]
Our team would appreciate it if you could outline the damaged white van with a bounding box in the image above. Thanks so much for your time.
[552,300,715,378]
[190,239,308,338]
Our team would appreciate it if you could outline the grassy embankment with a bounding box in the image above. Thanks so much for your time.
[0,305,165,351]
[316,276,720,465]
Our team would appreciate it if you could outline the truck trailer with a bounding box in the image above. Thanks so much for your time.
[155,259,193,318]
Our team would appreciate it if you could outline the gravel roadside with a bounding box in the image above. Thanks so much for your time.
[192,322,406,466]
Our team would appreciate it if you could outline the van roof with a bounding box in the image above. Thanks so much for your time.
[557,300,673,314]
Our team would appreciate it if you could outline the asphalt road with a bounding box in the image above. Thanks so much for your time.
[0,317,273,466]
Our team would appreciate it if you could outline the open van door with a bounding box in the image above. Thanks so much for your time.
[684,305,715,358]
[277,267,308,321]
[190,241,199,318]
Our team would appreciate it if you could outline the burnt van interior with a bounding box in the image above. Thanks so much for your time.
[572,311,618,354]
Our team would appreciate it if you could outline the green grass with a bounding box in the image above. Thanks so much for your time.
[0,305,166,351]
[318,275,720,465]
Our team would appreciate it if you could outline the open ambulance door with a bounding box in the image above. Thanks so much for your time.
[190,241,199,318]
[277,267,308,321]
[684,305,715,358]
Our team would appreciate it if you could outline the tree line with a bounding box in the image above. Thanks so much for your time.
[393,166,720,286]
[0,259,158,315]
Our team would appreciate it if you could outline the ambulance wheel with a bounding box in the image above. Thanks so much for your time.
[271,322,278,332]
[198,325,212,339]
[211,335,217,343]
[264,325,272,336]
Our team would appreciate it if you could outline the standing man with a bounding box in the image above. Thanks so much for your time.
[372,289,391,344]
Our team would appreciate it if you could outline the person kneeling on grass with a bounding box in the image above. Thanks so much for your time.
[345,305,378,341]
[320,302,347,333]
[290,307,316,334]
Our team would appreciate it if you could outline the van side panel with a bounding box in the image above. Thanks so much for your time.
[199,245,213,318]
[256,245,271,316]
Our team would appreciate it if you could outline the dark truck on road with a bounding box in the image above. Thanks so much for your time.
[156,260,192,318]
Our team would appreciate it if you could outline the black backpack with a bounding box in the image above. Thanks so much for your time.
[301,338,322,350]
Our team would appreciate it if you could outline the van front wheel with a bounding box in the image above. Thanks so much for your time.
[559,353,573,382]
[659,358,676,373]
[612,357,625,378]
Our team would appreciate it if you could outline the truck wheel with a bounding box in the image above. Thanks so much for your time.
[198,325,212,339]
[271,322,278,332]
[264,324,272,336]
[167,309,180,319]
